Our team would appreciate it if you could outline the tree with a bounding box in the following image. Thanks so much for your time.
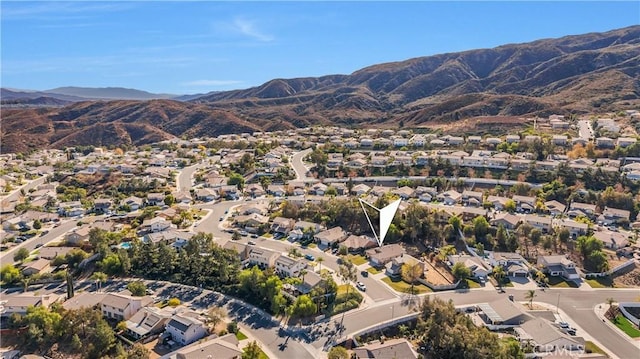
[451,262,471,280]
[116,321,127,332]
[14,247,30,262]
[167,298,181,307]
[288,295,317,318]
[126,281,147,296]
[316,256,325,273]
[504,199,516,213]
[232,231,241,241]
[328,346,349,359]
[228,172,245,190]
[472,216,490,240]
[126,343,150,359]
[1,264,21,284]
[242,340,262,359]
[33,219,42,230]
[493,265,506,288]
[525,289,536,308]
[90,271,108,292]
[206,307,226,330]
[605,297,616,319]
[164,194,175,206]
[401,262,423,294]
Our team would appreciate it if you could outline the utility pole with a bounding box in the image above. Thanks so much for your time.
[556,292,560,314]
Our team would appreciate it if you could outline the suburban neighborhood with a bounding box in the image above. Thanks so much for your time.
[1,112,640,359]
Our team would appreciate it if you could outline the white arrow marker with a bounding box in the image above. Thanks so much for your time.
[359,198,401,247]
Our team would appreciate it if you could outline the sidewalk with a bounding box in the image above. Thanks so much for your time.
[593,302,640,350]
[237,323,281,359]
[532,301,618,359]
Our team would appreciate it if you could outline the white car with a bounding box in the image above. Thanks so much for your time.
[356,282,366,291]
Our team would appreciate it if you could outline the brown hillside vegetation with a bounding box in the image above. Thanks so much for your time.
[2,25,639,153]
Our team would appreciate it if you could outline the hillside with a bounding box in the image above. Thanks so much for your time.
[2,25,639,153]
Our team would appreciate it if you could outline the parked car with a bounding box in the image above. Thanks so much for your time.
[240,231,249,237]
[356,282,366,291]
[361,270,369,277]
[35,243,43,248]
[248,240,256,245]
[304,254,315,261]
[250,234,259,238]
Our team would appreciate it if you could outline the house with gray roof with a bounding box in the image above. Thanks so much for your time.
[165,313,208,346]
[353,338,418,359]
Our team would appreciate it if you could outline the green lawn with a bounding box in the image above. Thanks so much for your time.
[337,284,357,295]
[346,254,367,266]
[366,266,382,274]
[307,243,317,248]
[464,279,481,289]
[585,341,608,356]
[547,276,578,288]
[381,276,431,294]
[262,233,273,238]
[235,330,248,340]
[586,276,613,288]
[612,315,640,338]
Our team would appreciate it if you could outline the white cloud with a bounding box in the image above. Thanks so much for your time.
[232,17,274,42]
[181,80,243,87]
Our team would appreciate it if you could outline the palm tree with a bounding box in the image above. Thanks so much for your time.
[338,260,357,329]
[525,289,536,309]
[316,256,324,274]
[21,277,31,293]
[91,272,108,292]
[605,297,616,319]
[493,266,506,288]
[299,269,308,282]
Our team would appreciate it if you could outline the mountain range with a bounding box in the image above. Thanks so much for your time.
[2,25,639,153]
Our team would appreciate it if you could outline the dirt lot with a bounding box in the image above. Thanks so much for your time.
[424,261,456,285]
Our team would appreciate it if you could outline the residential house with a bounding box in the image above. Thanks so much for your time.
[101,293,153,321]
[366,244,405,267]
[551,135,568,146]
[595,137,615,148]
[271,217,296,235]
[58,201,84,217]
[489,252,529,277]
[195,188,218,202]
[598,207,631,226]
[385,254,425,277]
[0,294,59,318]
[293,221,324,234]
[93,199,113,214]
[506,135,520,144]
[143,229,192,245]
[556,219,588,239]
[220,185,240,200]
[342,234,377,253]
[568,202,597,219]
[593,230,630,250]
[486,195,510,211]
[512,195,536,213]
[165,313,208,346]
[274,255,307,277]
[524,214,552,233]
[236,202,269,216]
[437,190,462,205]
[448,254,491,281]
[21,258,52,276]
[125,306,172,340]
[392,186,415,200]
[351,183,371,196]
[267,184,286,197]
[491,213,521,230]
[223,241,250,262]
[477,297,533,327]
[248,247,280,269]
[353,338,419,359]
[315,226,347,247]
[617,137,638,148]
[295,271,326,295]
[66,226,92,246]
[146,193,165,206]
[172,333,242,359]
[235,213,269,230]
[544,200,566,216]
[516,317,585,353]
[537,255,579,280]
[141,217,172,233]
[122,196,143,211]
[244,183,265,198]
[462,190,484,207]
[310,182,328,196]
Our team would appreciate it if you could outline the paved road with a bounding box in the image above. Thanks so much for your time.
[330,288,640,359]
[578,120,595,140]
[1,176,47,205]
[291,149,312,181]
[0,219,79,264]
[192,199,397,302]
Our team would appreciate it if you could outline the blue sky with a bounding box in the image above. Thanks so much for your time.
[2,1,638,95]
